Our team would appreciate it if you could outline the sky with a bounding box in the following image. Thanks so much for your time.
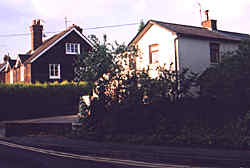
[0,0,249,61]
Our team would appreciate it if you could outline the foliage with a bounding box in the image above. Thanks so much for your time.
[0,81,92,121]
[138,19,145,32]
[198,40,250,117]
[76,36,197,140]
[75,37,249,150]
[74,35,136,82]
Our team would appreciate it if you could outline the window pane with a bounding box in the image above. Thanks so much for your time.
[55,64,58,76]
[73,44,76,53]
[210,43,220,64]
[75,44,78,53]
[66,44,70,52]
[66,43,80,54]
[152,52,159,63]
[149,44,159,64]
[49,65,53,76]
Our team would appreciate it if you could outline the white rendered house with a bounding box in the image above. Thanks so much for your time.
[129,13,250,75]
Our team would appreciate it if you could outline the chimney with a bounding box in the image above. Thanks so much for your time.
[201,10,217,31]
[73,24,83,34]
[30,19,43,51]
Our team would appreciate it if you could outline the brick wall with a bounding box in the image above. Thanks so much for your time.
[1,64,32,84]
[16,67,20,82]
[13,69,17,83]
[5,71,10,84]
[0,73,4,83]
[25,64,31,83]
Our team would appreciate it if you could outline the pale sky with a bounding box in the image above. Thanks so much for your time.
[0,0,249,61]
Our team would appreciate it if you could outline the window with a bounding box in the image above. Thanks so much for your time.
[66,43,80,54]
[49,64,60,79]
[210,43,220,64]
[20,66,24,81]
[149,44,159,64]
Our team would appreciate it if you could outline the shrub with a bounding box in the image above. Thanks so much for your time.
[0,81,92,121]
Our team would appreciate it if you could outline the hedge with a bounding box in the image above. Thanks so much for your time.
[0,81,93,121]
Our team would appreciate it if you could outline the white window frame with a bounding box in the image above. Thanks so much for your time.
[49,64,61,79]
[20,65,24,81]
[149,44,160,64]
[65,43,80,54]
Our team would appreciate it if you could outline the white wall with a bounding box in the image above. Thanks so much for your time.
[136,24,239,75]
[178,37,239,74]
[136,24,177,71]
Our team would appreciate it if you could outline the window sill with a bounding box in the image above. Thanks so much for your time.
[66,52,80,55]
[210,62,220,65]
[49,76,61,79]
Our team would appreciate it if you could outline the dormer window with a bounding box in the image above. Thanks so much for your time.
[66,43,80,54]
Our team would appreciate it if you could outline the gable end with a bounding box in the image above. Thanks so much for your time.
[30,28,93,63]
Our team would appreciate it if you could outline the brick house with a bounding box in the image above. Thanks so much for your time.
[0,19,93,84]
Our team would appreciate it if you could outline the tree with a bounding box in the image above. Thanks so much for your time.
[138,19,145,32]
[74,35,135,83]
[198,40,250,116]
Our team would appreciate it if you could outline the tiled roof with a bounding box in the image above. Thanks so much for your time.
[130,20,249,45]
[9,59,16,68]
[151,20,242,41]
[217,30,250,40]
[24,28,72,64]
[24,25,92,64]
[18,54,31,63]
[0,63,6,72]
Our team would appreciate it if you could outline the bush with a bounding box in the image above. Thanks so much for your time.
[0,81,92,121]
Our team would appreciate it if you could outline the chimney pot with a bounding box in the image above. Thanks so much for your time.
[37,19,41,25]
[201,10,217,31]
[30,19,43,51]
[32,20,36,25]
[205,10,209,20]
[74,25,83,34]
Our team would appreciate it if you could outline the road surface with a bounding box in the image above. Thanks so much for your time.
[0,140,199,168]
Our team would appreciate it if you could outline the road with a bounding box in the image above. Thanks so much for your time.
[0,140,199,168]
[0,142,146,168]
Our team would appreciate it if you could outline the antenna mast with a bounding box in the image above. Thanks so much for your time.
[64,17,71,29]
[197,2,202,23]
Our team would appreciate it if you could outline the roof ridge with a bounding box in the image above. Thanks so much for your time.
[150,19,206,30]
[28,27,70,55]
[218,30,250,36]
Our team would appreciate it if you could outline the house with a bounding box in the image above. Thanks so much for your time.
[0,19,93,84]
[129,11,250,76]
[0,63,6,83]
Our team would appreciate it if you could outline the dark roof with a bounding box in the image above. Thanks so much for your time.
[24,27,72,63]
[9,59,16,68]
[217,30,250,40]
[18,54,31,63]
[130,20,249,45]
[0,63,6,72]
[151,20,242,41]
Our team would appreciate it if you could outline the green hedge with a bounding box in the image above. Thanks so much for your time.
[0,81,93,121]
